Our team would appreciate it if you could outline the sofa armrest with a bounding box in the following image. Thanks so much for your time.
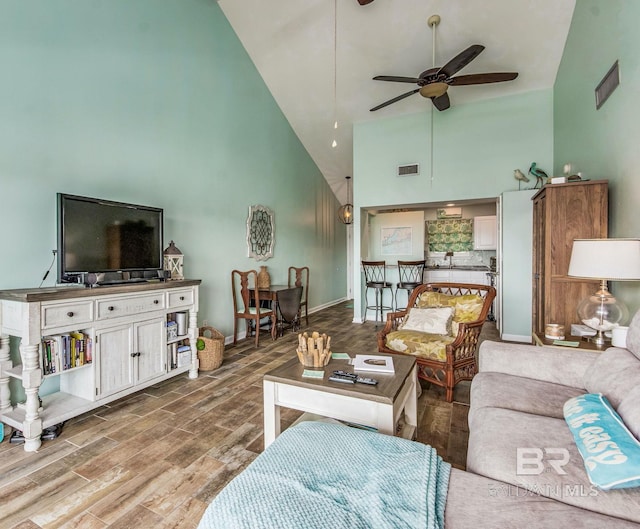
[478,340,599,389]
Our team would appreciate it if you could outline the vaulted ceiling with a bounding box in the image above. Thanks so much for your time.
[218,0,576,203]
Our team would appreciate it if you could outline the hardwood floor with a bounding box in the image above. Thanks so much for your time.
[0,301,499,529]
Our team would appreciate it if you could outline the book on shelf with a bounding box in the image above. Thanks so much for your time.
[41,332,93,375]
[353,354,394,374]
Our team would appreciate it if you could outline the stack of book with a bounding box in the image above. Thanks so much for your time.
[41,332,93,375]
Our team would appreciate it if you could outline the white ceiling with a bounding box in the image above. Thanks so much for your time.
[218,0,576,204]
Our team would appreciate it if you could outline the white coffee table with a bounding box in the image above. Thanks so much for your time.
[263,353,418,448]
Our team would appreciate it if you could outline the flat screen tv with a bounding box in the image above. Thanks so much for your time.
[57,193,164,285]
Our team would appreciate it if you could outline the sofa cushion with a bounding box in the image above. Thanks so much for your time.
[626,308,640,360]
[583,348,640,408]
[564,393,640,490]
[444,468,640,529]
[618,385,640,440]
[469,372,584,429]
[385,330,455,361]
[400,306,453,335]
[466,407,640,523]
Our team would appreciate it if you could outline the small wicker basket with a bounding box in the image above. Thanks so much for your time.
[197,326,224,371]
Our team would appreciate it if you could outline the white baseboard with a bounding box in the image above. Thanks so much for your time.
[500,333,533,344]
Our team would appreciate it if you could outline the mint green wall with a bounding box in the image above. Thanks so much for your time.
[354,90,553,207]
[0,1,347,340]
[352,90,553,320]
[554,0,640,314]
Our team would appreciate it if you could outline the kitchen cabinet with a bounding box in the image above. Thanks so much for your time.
[531,181,608,336]
[425,269,491,286]
[473,216,497,250]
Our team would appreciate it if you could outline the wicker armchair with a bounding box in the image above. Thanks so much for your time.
[377,282,496,402]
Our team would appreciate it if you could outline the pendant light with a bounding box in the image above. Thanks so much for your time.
[338,176,353,225]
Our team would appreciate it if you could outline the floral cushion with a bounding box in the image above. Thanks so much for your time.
[385,330,455,361]
[385,292,484,361]
[416,292,484,334]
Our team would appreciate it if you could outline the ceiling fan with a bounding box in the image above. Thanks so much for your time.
[370,14,518,112]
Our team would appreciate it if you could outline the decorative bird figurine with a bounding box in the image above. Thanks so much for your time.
[514,169,529,190]
[529,162,549,189]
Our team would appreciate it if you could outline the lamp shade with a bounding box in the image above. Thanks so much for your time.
[568,239,640,280]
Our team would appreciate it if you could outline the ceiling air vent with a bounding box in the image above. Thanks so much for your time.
[595,60,619,110]
[397,163,419,177]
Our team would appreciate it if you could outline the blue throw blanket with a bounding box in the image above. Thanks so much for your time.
[198,421,450,529]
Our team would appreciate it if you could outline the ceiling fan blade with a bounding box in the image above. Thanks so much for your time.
[370,88,420,112]
[438,44,485,78]
[448,72,518,86]
[373,75,421,84]
[431,92,450,111]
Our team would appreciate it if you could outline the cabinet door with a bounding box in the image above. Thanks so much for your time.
[96,324,133,398]
[473,216,497,250]
[425,270,450,283]
[134,318,166,384]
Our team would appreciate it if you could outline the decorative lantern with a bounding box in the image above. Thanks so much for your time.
[163,241,184,280]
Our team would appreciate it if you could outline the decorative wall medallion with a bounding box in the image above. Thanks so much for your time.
[246,205,275,261]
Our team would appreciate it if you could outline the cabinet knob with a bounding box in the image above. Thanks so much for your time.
[108,306,115,311]
[131,352,141,357]
[154,299,159,305]
[179,296,185,301]
[66,311,74,317]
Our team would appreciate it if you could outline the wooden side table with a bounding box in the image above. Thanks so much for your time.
[263,354,418,448]
[532,332,605,352]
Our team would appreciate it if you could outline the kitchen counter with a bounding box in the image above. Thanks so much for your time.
[425,265,490,271]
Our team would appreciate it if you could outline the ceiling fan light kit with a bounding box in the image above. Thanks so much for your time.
[370,14,518,113]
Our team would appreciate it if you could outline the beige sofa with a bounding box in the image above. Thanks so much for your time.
[444,309,640,528]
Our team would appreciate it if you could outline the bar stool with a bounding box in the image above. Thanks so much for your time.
[362,261,393,326]
[395,260,426,311]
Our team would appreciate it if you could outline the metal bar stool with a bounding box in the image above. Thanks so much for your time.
[362,260,393,326]
[395,260,426,311]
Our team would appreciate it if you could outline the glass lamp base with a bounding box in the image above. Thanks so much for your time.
[583,332,611,347]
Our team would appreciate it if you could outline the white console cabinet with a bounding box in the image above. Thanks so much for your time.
[0,280,201,451]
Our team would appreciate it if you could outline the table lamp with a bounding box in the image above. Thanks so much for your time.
[567,238,640,346]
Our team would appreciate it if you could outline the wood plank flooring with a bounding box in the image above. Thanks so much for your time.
[0,301,500,529]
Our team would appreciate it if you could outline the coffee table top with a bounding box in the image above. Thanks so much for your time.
[263,353,416,405]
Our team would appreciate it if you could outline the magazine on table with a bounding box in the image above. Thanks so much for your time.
[353,354,395,374]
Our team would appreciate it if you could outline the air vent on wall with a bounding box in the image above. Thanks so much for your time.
[397,163,419,177]
[595,60,619,110]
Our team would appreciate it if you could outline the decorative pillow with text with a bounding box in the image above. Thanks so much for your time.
[564,393,640,490]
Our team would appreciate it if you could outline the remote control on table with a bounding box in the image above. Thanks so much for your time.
[356,376,378,385]
[328,374,356,384]
[332,370,356,379]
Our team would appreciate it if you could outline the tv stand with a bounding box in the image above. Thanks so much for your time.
[0,280,201,452]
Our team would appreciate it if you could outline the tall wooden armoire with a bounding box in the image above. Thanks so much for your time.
[531,180,608,336]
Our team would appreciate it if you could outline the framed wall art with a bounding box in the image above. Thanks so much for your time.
[381,226,412,255]
[246,205,275,261]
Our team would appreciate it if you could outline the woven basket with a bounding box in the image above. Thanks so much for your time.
[197,326,224,371]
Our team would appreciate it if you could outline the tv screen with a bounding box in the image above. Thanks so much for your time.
[57,193,164,284]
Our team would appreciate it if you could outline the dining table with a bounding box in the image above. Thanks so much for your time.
[249,285,297,338]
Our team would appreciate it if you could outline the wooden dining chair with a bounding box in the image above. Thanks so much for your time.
[231,269,276,347]
[288,266,309,325]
